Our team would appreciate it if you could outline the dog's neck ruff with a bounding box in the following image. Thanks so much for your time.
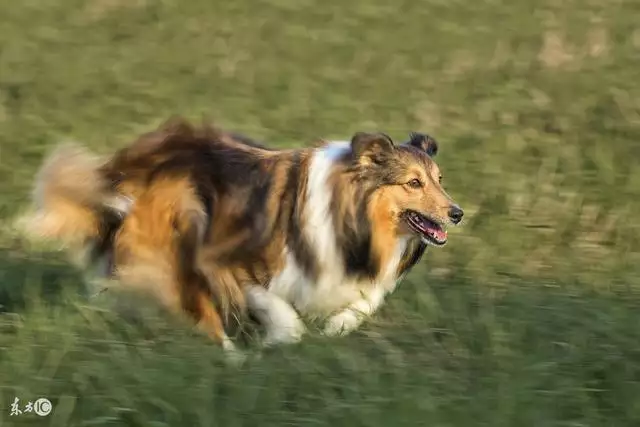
[267,140,422,318]
[303,141,351,273]
[302,140,409,280]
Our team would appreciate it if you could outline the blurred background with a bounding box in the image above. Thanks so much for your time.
[1,0,639,425]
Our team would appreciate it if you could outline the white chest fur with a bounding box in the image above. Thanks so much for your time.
[267,141,410,319]
[268,238,409,319]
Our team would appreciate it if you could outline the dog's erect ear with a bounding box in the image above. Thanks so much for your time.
[405,132,438,157]
[350,132,395,165]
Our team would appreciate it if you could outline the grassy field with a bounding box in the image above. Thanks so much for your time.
[1,0,640,425]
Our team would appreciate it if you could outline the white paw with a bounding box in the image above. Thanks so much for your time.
[224,350,247,368]
[263,319,306,347]
[323,310,362,337]
[222,337,246,367]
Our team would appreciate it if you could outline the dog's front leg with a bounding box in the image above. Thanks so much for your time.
[323,287,386,337]
[245,285,307,347]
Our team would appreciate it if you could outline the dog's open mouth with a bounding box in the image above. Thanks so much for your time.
[403,210,447,246]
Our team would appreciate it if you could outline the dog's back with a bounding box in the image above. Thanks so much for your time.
[19,118,272,363]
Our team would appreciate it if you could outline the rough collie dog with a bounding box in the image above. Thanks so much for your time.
[18,118,463,360]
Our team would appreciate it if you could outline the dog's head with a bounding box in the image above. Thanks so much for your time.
[349,131,463,246]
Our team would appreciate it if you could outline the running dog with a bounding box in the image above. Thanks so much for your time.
[19,118,463,358]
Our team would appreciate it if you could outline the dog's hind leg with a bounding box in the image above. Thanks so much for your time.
[174,208,245,365]
[184,288,245,365]
[112,178,245,364]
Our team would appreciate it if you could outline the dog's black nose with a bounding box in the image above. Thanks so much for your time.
[448,205,464,224]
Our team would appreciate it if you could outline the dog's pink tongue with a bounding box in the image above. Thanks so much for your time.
[427,226,447,241]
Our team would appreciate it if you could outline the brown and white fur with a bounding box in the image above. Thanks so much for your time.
[18,118,463,359]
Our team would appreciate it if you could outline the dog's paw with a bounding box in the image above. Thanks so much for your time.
[263,320,306,347]
[323,310,362,337]
[222,337,247,368]
[224,350,247,368]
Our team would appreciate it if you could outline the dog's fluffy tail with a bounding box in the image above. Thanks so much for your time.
[16,143,129,262]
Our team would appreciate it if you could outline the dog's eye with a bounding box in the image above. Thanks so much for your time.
[408,178,422,189]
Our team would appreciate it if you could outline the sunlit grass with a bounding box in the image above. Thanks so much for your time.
[1,0,640,425]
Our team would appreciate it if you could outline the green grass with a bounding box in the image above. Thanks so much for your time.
[1,0,640,425]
